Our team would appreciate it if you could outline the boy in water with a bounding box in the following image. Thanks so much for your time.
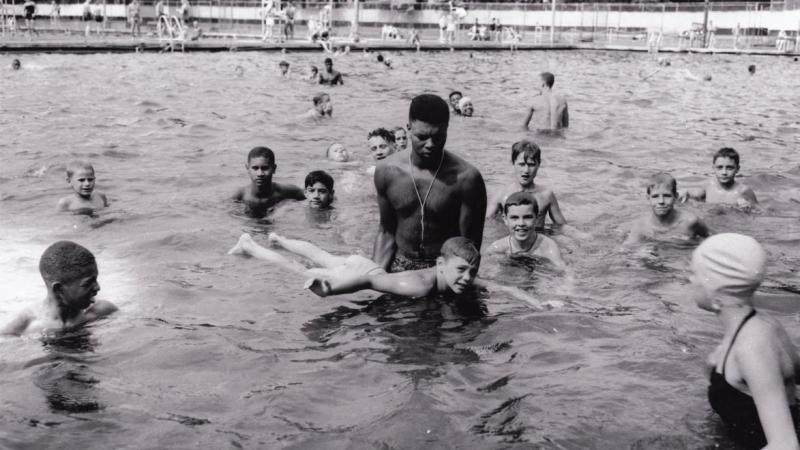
[624,172,710,245]
[305,170,334,209]
[278,60,290,77]
[523,72,569,131]
[232,146,305,218]
[486,140,566,230]
[392,126,408,151]
[1,241,117,336]
[680,147,758,208]
[367,128,397,162]
[326,143,350,162]
[303,92,332,121]
[484,192,566,270]
[448,91,463,115]
[458,97,474,117]
[57,161,109,214]
[691,233,800,448]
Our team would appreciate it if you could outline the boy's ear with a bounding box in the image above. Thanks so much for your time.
[436,256,445,268]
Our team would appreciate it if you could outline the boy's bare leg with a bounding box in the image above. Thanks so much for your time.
[267,232,347,268]
[228,233,307,274]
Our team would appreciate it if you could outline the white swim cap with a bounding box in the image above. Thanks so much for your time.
[691,233,767,301]
[458,96,472,109]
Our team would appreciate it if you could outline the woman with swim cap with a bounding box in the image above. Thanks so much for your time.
[691,233,800,448]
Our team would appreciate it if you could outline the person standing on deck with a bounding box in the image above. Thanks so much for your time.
[283,1,296,41]
[372,94,487,272]
[523,72,569,132]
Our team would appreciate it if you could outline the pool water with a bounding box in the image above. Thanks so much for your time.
[1,50,799,449]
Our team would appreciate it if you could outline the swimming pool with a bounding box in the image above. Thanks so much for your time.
[1,50,799,449]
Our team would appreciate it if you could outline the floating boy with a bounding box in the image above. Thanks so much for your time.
[484,191,566,270]
[232,146,305,218]
[625,172,710,246]
[1,241,118,336]
[57,161,109,215]
[680,147,758,208]
[326,143,350,163]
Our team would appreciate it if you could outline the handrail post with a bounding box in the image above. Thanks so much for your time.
[550,0,555,44]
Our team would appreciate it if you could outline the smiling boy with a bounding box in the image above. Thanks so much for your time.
[1,241,117,336]
[680,147,758,208]
[485,191,566,270]
[232,146,305,218]
[57,161,109,215]
[625,173,710,245]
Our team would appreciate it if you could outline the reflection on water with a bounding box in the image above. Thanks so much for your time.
[0,50,799,449]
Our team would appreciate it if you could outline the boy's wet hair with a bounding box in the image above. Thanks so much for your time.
[448,90,462,101]
[646,172,677,195]
[313,92,329,105]
[304,170,334,191]
[541,72,555,88]
[324,57,333,65]
[279,60,289,67]
[409,94,449,125]
[39,241,97,285]
[511,139,542,164]
[368,128,395,143]
[391,126,406,135]
[247,146,275,165]
[503,191,539,217]
[66,161,94,179]
[713,147,740,166]
[440,237,481,267]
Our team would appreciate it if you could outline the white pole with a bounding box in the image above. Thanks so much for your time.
[550,0,556,44]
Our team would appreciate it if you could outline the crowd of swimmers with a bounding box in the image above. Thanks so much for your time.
[3,65,799,448]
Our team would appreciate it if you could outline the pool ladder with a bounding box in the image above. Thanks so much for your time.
[158,15,185,51]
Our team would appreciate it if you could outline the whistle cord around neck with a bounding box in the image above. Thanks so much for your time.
[409,150,445,257]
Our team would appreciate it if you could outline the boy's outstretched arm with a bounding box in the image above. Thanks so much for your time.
[287,184,306,201]
[547,193,567,225]
[522,106,534,130]
[485,189,503,219]
[306,271,430,298]
[679,187,706,203]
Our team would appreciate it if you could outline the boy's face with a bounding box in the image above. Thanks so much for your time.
[408,120,447,163]
[712,156,739,186]
[68,168,96,199]
[56,265,100,311]
[279,64,289,75]
[437,255,479,294]
[368,136,395,161]
[246,156,276,187]
[648,184,676,217]
[503,204,536,242]
[315,95,332,116]
[513,153,539,187]
[394,129,408,149]
[328,144,349,162]
[306,182,333,209]
[460,101,474,117]
[449,93,462,110]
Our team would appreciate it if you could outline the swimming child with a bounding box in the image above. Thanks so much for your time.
[303,236,554,309]
[624,172,710,246]
[448,90,463,115]
[486,140,566,230]
[523,72,569,131]
[307,65,319,82]
[232,146,305,218]
[392,126,408,151]
[57,161,109,214]
[318,57,343,85]
[679,147,758,208]
[1,241,117,336]
[278,60,290,77]
[458,97,474,117]
[304,170,334,209]
[303,92,332,120]
[367,128,397,162]
[691,233,800,448]
[326,143,349,162]
[484,192,566,270]
[11,59,21,70]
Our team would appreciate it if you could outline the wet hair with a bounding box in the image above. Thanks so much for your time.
[12,59,21,70]
[324,57,333,65]
[713,147,740,166]
[39,241,97,285]
[748,64,756,74]
[304,170,334,191]
[326,143,344,157]
[409,94,449,126]
[310,65,318,73]
[503,191,539,217]
[541,72,555,88]
[66,161,94,180]
[510,140,541,164]
[278,60,289,67]
[440,237,481,266]
[313,92,329,106]
[391,126,406,136]
[247,146,275,165]
[367,128,395,144]
[448,91,462,101]
[646,172,677,195]
[377,54,384,63]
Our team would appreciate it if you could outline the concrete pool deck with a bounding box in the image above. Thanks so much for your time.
[2,34,799,56]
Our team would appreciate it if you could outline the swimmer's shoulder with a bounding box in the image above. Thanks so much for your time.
[1,308,36,336]
[232,185,247,201]
[57,195,73,211]
[273,182,305,201]
[484,236,509,255]
[84,299,118,321]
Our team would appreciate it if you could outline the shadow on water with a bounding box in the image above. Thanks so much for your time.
[33,329,102,414]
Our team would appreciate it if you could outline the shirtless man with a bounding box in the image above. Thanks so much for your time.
[523,72,569,131]
[373,94,487,272]
[318,57,343,85]
[232,146,305,218]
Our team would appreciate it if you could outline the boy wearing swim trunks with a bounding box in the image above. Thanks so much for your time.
[1,241,117,336]
[232,146,305,218]
[57,161,109,214]
[485,191,566,270]
[486,140,566,231]
[624,173,710,245]
[304,170,334,210]
[680,147,758,208]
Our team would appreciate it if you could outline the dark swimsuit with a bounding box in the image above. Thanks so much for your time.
[708,310,798,447]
